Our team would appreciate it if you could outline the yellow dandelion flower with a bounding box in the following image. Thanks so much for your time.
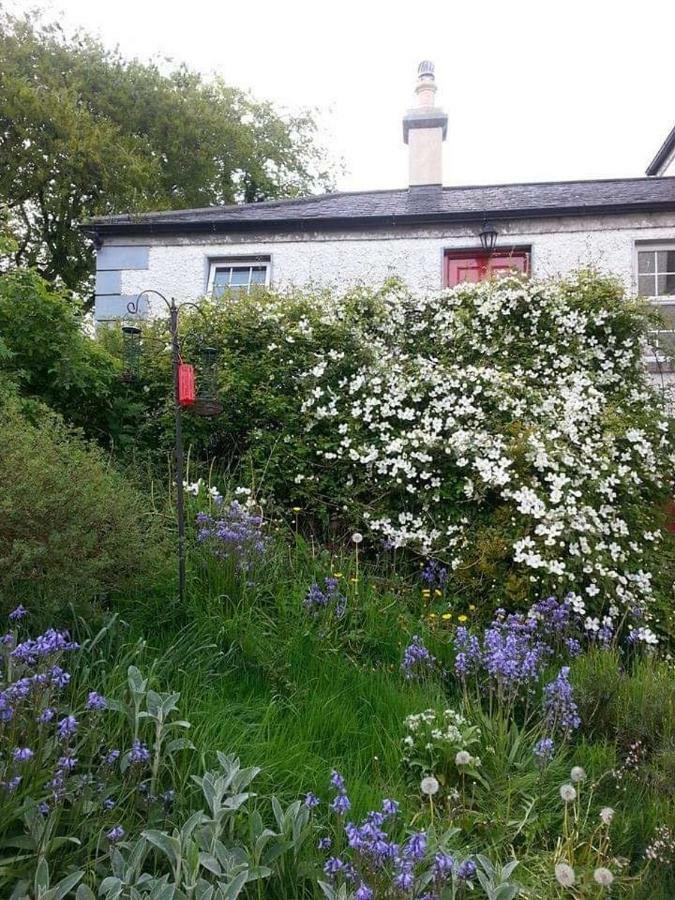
[292,507,302,512]
[434,589,442,597]
[428,612,437,619]
[350,577,358,583]
[441,613,452,620]
[458,614,468,623]
[333,572,343,578]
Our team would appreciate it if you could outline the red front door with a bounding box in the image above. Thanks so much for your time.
[445,250,530,287]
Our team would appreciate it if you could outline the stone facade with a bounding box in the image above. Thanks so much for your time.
[94,211,675,320]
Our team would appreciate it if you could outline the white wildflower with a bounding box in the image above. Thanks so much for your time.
[554,862,576,886]
[420,776,439,796]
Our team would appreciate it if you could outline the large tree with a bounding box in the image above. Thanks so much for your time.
[0,12,335,294]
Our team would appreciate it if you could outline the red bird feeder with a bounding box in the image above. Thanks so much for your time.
[177,363,196,407]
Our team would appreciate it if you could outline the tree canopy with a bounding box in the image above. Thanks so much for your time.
[0,12,335,294]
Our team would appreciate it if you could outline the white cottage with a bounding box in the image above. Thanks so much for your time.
[85,63,675,372]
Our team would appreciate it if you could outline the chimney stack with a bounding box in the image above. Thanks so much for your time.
[403,61,448,187]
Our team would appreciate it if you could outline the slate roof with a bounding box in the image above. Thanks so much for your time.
[85,176,675,236]
[646,125,675,176]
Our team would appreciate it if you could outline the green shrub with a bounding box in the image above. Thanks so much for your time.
[0,266,140,445]
[0,402,163,614]
[115,273,673,633]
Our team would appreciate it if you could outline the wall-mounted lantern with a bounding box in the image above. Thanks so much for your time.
[479,221,499,254]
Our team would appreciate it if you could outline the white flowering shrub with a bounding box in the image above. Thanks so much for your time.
[172,273,672,628]
[296,272,673,626]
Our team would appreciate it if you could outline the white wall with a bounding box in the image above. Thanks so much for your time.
[95,211,675,319]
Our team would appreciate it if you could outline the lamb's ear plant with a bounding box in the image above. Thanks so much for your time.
[474,855,520,900]
[9,857,83,900]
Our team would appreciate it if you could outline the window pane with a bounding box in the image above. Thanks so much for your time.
[638,274,656,296]
[648,303,675,354]
[229,268,250,286]
[657,273,675,295]
[637,251,655,274]
[657,250,675,273]
[212,268,232,287]
[250,266,267,284]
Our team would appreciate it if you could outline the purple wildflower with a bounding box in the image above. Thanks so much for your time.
[393,860,414,891]
[304,791,320,808]
[330,770,346,791]
[434,853,455,880]
[57,715,78,740]
[129,740,150,765]
[544,667,581,734]
[196,501,267,573]
[304,578,347,618]
[103,749,121,766]
[421,560,448,589]
[86,691,107,711]
[534,737,555,762]
[8,605,27,622]
[330,792,351,815]
[355,885,374,900]
[5,776,22,792]
[382,798,399,818]
[12,747,33,762]
[317,836,332,850]
[401,635,437,680]
[106,825,125,843]
[324,857,344,877]
[48,666,71,689]
[37,707,55,724]
[455,859,477,880]
[403,831,427,860]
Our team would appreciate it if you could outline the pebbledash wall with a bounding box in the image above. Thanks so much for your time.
[95,210,675,321]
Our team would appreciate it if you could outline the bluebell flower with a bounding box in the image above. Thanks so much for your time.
[455,859,477,880]
[106,825,125,843]
[12,747,33,762]
[330,792,351,815]
[403,831,427,860]
[324,856,344,877]
[303,791,320,808]
[434,852,455,880]
[544,667,581,734]
[129,740,151,764]
[534,737,555,762]
[86,691,107,710]
[330,770,346,791]
[8,605,27,622]
[56,715,78,740]
[401,635,437,680]
[381,798,399,817]
[317,836,332,850]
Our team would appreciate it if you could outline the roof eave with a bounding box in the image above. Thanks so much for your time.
[81,200,675,239]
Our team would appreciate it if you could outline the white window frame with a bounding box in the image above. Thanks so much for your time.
[634,242,675,365]
[206,257,271,297]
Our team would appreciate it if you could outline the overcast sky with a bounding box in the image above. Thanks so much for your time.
[7,0,675,192]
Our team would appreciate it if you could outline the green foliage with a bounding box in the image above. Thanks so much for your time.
[0,266,144,443]
[0,11,335,292]
[0,402,163,614]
